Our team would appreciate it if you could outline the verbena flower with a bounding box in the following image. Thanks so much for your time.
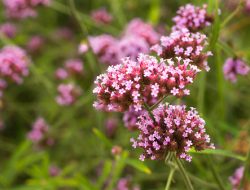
[229,166,244,190]
[27,35,45,53]
[123,107,146,131]
[115,178,140,190]
[0,23,17,38]
[93,54,200,112]
[78,42,88,54]
[91,8,113,24]
[124,18,160,45]
[172,4,213,32]
[151,28,212,71]
[49,165,61,177]
[56,83,81,106]
[105,118,118,138]
[3,0,50,19]
[0,45,30,84]
[27,117,54,147]
[65,59,83,75]
[55,68,68,80]
[223,58,250,83]
[130,104,214,162]
[89,19,159,65]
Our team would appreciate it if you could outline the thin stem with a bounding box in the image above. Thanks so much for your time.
[174,156,194,190]
[150,95,168,111]
[165,167,176,190]
[143,103,155,122]
[207,156,226,190]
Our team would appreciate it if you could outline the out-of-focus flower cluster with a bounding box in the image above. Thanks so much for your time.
[0,46,30,97]
[151,28,212,71]
[229,166,244,190]
[93,54,200,112]
[89,18,159,65]
[172,4,213,32]
[115,178,140,190]
[223,58,250,83]
[91,8,113,25]
[0,23,17,38]
[130,104,214,162]
[27,117,54,147]
[56,83,81,106]
[123,107,146,131]
[3,0,51,19]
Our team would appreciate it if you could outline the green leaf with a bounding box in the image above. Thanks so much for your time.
[92,128,112,148]
[189,149,246,161]
[125,158,151,174]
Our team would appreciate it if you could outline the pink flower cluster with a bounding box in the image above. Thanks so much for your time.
[27,117,54,146]
[0,46,30,84]
[56,83,81,106]
[172,4,213,32]
[91,8,113,24]
[93,54,200,112]
[151,28,212,71]
[115,178,140,190]
[89,18,159,65]
[3,0,51,19]
[0,23,17,38]
[229,166,244,190]
[223,58,250,83]
[55,59,83,80]
[27,35,45,53]
[123,107,146,131]
[130,104,214,162]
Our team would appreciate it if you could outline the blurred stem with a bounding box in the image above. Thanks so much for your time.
[173,156,194,190]
[198,73,206,115]
[240,148,250,189]
[149,95,168,111]
[165,166,176,190]
[207,156,226,190]
[108,0,126,27]
[68,0,100,74]
[143,103,155,122]
[221,0,243,27]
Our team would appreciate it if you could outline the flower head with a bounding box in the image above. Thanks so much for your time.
[151,28,211,71]
[223,58,250,83]
[93,54,200,112]
[172,4,213,32]
[229,166,244,190]
[65,59,83,75]
[131,104,214,162]
[123,107,146,130]
[91,8,113,24]
[56,83,81,106]
[0,23,17,38]
[124,18,160,45]
[0,46,30,84]
[3,0,50,19]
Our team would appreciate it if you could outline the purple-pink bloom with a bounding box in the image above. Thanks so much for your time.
[0,45,30,84]
[229,166,244,190]
[65,59,83,75]
[49,165,61,177]
[56,83,81,106]
[27,117,49,144]
[55,68,68,80]
[123,107,145,131]
[172,4,213,32]
[78,42,88,54]
[93,54,200,112]
[151,28,212,71]
[223,58,250,83]
[115,178,140,190]
[124,18,160,45]
[3,0,50,19]
[131,104,214,162]
[91,8,113,24]
[0,23,17,38]
[27,35,45,53]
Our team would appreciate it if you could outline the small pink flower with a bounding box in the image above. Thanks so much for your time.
[56,83,81,106]
[172,4,213,32]
[55,68,68,80]
[27,35,44,53]
[65,59,83,75]
[49,165,60,177]
[0,23,17,38]
[78,42,88,54]
[229,166,244,190]
[91,8,113,24]
[223,58,250,83]
[0,45,30,84]
[132,104,214,162]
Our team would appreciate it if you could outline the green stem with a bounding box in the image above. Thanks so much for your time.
[165,167,176,190]
[207,156,226,190]
[174,156,194,190]
[143,103,155,122]
[240,148,250,189]
[150,95,168,111]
